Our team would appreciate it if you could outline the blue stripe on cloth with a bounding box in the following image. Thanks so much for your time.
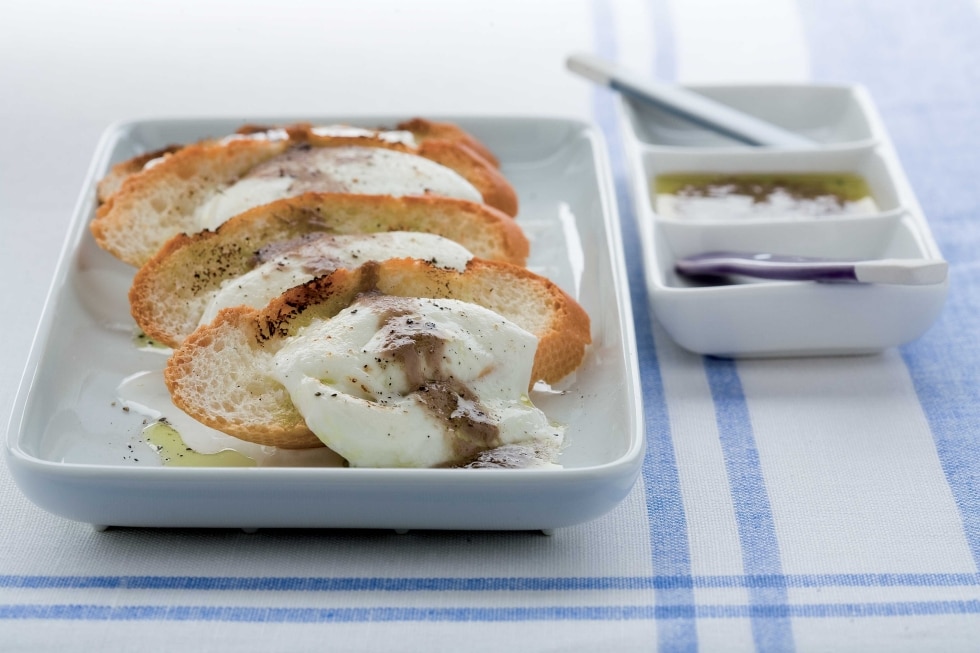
[648,0,676,81]
[644,0,798,645]
[704,360,795,652]
[5,573,980,591]
[591,1,697,650]
[3,601,980,623]
[798,0,980,570]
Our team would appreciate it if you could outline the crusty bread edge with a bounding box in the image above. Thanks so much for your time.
[96,145,183,204]
[396,118,500,168]
[415,140,517,217]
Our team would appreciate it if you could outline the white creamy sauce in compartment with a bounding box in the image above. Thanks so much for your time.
[193,145,482,231]
[198,232,473,326]
[655,192,879,221]
[272,295,563,468]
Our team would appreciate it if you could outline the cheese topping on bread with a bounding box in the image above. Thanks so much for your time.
[219,128,291,145]
[193,145,483,231]
[271,294,563,468]
[310,125,417,146]
[199,232,473,326]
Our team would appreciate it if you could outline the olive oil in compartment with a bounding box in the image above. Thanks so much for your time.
[653,173,878,221]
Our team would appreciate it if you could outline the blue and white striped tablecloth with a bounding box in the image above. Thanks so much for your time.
[592,0,980,650]
[2,0,979,650]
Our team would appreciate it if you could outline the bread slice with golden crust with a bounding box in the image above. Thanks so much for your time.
[92,123,518,267]
[92,134,293,267]
[96,118,500,204]
[130,193,530,348]
[165,258,591,449]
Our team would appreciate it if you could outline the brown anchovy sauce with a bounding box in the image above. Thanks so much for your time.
[254,233,349,276]
[464,444,553,469]
[245,144,368,193]
[374,299,503,464]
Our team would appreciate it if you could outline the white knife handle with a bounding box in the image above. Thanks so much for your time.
[567,53,816,148]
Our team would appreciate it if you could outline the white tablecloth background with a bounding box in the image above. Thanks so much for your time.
[3,0,980,650]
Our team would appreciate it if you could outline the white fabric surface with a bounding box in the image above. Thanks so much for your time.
[3,0,980,650]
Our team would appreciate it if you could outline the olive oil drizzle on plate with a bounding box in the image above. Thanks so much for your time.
[144,420,256,467]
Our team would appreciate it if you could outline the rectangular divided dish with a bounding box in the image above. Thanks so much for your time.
[5,116,644,531]
[619,84,947,357]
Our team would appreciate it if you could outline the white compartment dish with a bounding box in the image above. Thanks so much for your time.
[619,84,948,357]
[5,116,644,531]
[621,83,882,149]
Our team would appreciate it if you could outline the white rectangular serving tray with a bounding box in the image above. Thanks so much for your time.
[619,84,948,357]
[6,116,644,531]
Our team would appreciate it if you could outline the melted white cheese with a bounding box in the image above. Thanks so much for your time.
[217,128,290,145]
[272,296,563,468]
[193,145,483,231]
[309,125,417,146]
[198,232,473,326]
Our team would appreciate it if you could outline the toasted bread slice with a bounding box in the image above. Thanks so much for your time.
[165,258,591,448]
[95,118,500,204]
[92,123,517,267]
[130,193,530,348]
